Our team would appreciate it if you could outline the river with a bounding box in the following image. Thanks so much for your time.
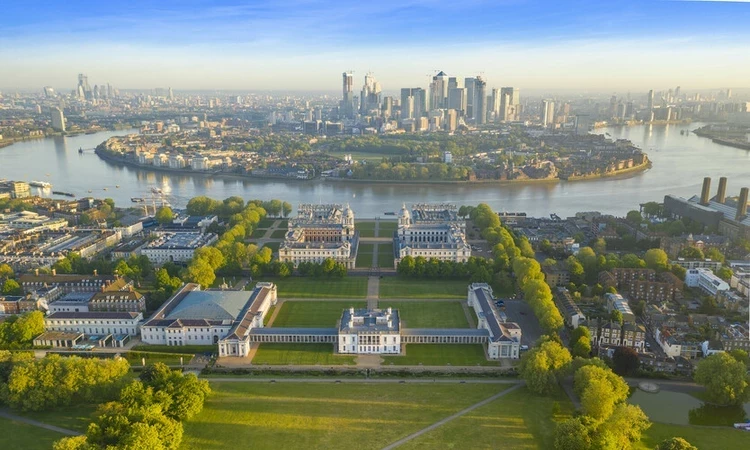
[1,123,749,217]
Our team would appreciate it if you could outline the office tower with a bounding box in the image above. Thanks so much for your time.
[616,102,627,119]
[574,115,592,135]
[474,76,487,125]
[360,72,382,115]
[314,107,323,121]
[383,96,393,119]
[674,86,681,99]
[490,88,501,121]
[448,77,462,91]
[499,87,520,121]
[400,88,427,120]
[78,73,92,100]
[43,86,55,98]
[541,99,555,126]
[465,77,476,119]
[429,71,449,110]
[168,87,174,101]
[341,72,354,119]
[51,107,66,132]
[647,89,654,110]
[448,87,467,114]
[446,109,458,131]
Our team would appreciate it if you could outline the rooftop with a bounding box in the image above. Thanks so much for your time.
[339,308,400,334]
[166,290,255,321]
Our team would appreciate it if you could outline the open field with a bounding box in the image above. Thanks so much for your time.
[251,343,356,365]
[379,278,468,299]
[181,382,510,450]
[270,229,287,239]
[256,241,280,253]
[377,243,394,268]
[250,228,267,238]
[377,221,398,237]
[356,221,376,238]
[19,404,98,433]
[272,301,367,327]
[382,344,495,366]
[637,422,750,449]
[399,387,574,449]
[263,304,276,326]
[273,277,368,299]
[379,301,469,328]
[356,243,374,267]
[257,219,276,228]
[0,417,68,450]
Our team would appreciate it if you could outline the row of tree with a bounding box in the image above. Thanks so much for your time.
[0,353,130,412]
[297,259,348,278]
[0,311,45,349]
[396,256,496,284]
[54,363,211,450]
[186,196,291,218]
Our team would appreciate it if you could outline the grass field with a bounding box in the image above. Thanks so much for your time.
[270,229,287,239]
[379,301,469,328]
[0,417,68,450]
[262,242,280,253]
[399,387,574,449]
[250,228,268,238]
[379,278,468,299]
[263,304,276,326]
[637,422,750,449]
[273,277,368,299]
[377,221,398,237]
[382,344,494,366]
[251,344,356,365]
[257,218,276,228]
[356,221,376,238]
[356,243,374,267]
[181,382,510,450]
[19,404,98,433]
[377,244,394,268]
[272,301,367,327]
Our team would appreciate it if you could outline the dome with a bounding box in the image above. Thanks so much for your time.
[400,203,411,219]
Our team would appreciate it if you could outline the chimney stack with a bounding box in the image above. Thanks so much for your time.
[717,177,728,204]
[700,177,711,205]
[736,187,749,221]
[52,268,56,276]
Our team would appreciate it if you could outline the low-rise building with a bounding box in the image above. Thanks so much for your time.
[468,283,522,359]
[44,311,142,336]
[685,268,729,296]
[0,295,38,314]
[554,288,586,328]
[141,232,218,265]
[337,307,401,354]
[394,204,471,268]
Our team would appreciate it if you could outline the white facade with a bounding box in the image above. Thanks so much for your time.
[685,268,730,296]
[467,283,522,359]
[337,307,401,354]
[45,311,142,336]
[141,232,218,265]
[394,204,471,268]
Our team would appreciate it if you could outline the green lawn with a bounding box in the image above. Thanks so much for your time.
[356,221,376,238]
[377,221,398,237]
[250,228,268,238]
[379,278,468,299]
[262,242,280,253]
[356,243,374,268]
[181,382,510,450]
[399,387,574,449]
[251,344,356,365]
[273,277,368,299]
[637,422,750,449]
[377,244,394,268]
[0,417,69,450]
[272,301,367,327]
[270,229,287,239]
[382,344,494,366]
[123,351,194,367]
[257,219,276,228]
[379,301,469,328]
[18,403,98,433]
[263,304,276,326]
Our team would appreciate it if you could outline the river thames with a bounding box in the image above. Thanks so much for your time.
[1,123,749,218]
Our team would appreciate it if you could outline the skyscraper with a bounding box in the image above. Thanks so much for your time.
[341,72,354,118]
[541,99,555,126]
[78,73,92,100]
[429,71,449,110]
[464,77,476,120]
[499,87,520,121]
[490,88,501,121]
[360,72,382,115]
[448,87,467,115]
[474,76,487,125]
[647,89,654,110]
[51,107,66,132]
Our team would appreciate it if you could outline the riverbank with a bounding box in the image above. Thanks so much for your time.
[96,148,651,187]
[692,127,750,151]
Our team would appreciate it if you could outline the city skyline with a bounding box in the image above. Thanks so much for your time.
[2,0,750,91]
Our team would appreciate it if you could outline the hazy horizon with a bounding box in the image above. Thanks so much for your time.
[3,0,750,92]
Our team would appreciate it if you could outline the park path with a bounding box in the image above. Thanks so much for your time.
[367,276,380,309]
[203,378,522,384]
[371,243,379,268]
[381,383,524,449]
[0,408,81,436]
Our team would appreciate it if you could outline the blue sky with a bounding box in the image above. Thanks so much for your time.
[2,0,750,92]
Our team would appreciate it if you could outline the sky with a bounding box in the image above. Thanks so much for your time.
[2,0,750,93]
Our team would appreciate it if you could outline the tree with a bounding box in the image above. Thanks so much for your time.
[519,339,572,394]
[598,403,650,448]
[282,201,293,217]
[566,256,585,285]
[554,417,594,450]
[612,346,640,376]
[705,247,725,263]
[644,248,669,271]
[626,210,643,225]
[694,352,750,405]
[193,247,225,271]
[592,238,606,255]
[183,258,216,288]
[2,278,22,295]
[572,336,592,358]
[0,263,13,279]
[671,264,687,280]
[716,266,733,281]
[155,206,174,225]
[610,309,624,325]
[655,437,698,450]
[574,365,629,421]
[678,246,704,259]
[729,349,749,367]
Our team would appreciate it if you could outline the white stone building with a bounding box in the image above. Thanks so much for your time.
[394,204,471,268]
[685,268,730,296]
[467,283,522,359]
[337,307,401,354]
[44,311,142,336]
[141,232,218,265]
[140,283,277,355]
[278,204,359,269]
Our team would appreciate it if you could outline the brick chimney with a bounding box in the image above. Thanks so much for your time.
[52,268,56,276]
[700,177,711,205]
[736,187,749,221]
[716,177,728,204]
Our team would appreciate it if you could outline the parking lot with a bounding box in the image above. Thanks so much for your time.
[501,299,543,347]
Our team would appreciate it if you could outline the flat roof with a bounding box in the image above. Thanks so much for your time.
[47,311,141,320]
[249,327,337,336]
[401,328,490,337]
